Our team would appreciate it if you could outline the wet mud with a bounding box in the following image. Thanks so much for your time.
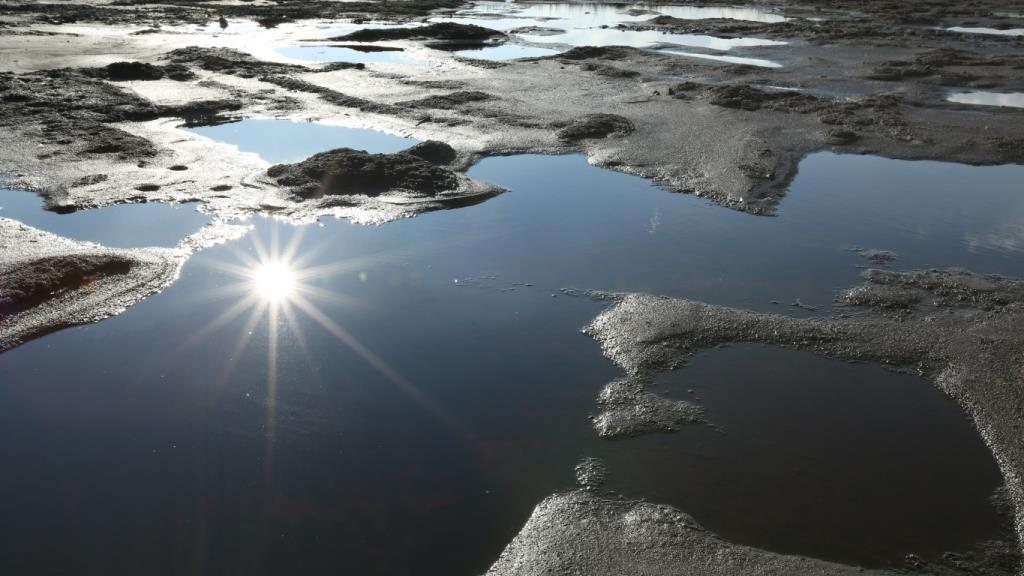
[582,268,1024,573]
[0,218,179,352]
[1,0,1023,573]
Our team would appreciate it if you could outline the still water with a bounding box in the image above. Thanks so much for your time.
[948,90,1024,109]
[429,1,786,59]
[0,190,209,248]
[0,135,1019,574]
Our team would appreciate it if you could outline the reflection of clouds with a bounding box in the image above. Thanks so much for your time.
[436,2,788,51]
[655,5,788,23]
[460,2,788,25]
[948,91,1024,109]
[947,26,1024,36]
[962,200,1024,255]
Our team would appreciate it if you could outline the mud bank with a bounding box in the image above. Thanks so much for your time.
[0,218,181,352]
[488,487,900,576]
[581,268,1024,572]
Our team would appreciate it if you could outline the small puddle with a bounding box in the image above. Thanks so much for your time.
[277,45,419,65]
[948,90,1024,109]
[455,43,561,60]
[946,26,1024,36]
[0,189,210,248]
[0,142,1018,574]
[189,119,418,163]
[658,48,781,67]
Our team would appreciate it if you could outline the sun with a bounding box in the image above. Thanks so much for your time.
[251,260,296,302]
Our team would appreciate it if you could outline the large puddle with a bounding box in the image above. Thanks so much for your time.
[0,189,210,248]
[0,122,1018,574]
[428,1,786,60]
[190,119,418,163]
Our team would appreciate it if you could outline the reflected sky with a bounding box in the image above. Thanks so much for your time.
[659,48,781,67]
[454,43,561,60]
[431,1,786,52]
[517,26,785,49]
[0,190,210,247]
[948,90,1024,109]
[946,26,1024,36]
[189,119,418,163]
[0,151,1014,574]
[277,45,419,64]
[439,2,787,29]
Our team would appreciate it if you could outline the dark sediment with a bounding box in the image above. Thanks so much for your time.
[266,147,461,198]
[556,114,635,141]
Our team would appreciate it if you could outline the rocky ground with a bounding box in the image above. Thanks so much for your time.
[0,0,1022,574]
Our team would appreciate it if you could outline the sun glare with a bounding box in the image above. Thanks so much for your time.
[252,261,296,302]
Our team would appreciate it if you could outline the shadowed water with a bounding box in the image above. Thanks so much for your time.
[0,147,1019,575]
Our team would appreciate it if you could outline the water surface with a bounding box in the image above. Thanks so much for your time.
[948,90,1024,109]
[0,189,209,248]
[190,119,418,164]
[278,45,419,65]
[432,1,786,52]
[454,43,561,60]
[947,26,1024,36]
[0,149,1017,575]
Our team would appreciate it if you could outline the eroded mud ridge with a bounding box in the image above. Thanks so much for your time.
[1,0,1024,574]
[580,268,1024,574]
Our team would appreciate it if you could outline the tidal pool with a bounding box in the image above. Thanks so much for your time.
[189,119,418,163]
[432,1,786,53]
[0,145,1018,575]
[948,90,1024,109]
[0,189,209,248]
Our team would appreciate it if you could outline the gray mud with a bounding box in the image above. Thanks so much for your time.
[1,0,1023,572]
[583,268,1024,573]
[0,218,181,352]
[487,488,898,576]
[593,378,705,439]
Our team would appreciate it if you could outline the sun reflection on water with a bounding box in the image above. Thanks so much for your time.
[251,260,296,303]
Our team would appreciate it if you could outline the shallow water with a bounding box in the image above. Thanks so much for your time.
[190,119,418,163]
[440,2,787,29]
[948,90,1024,109]
[947,26,1024,36]
[454,43,561,60]
[0,189,209,247]
[0,143,1017,574]
[432,1,786,53]
[277,45,419,65]
[658,48,781,67]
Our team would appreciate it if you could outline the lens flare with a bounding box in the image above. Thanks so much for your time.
[252,261,296,302]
